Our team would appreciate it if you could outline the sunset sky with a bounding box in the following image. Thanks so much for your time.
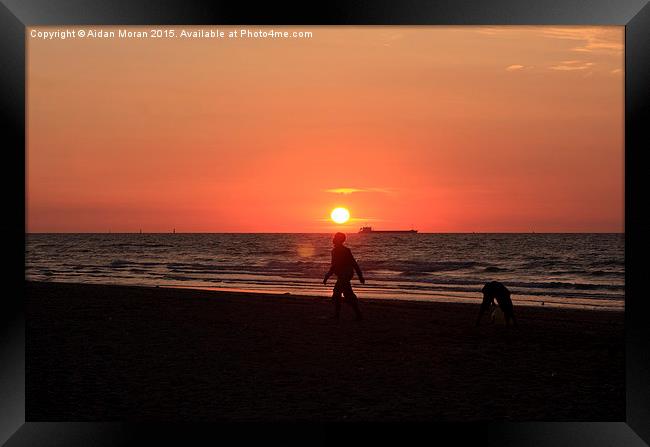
[27,26,624,233]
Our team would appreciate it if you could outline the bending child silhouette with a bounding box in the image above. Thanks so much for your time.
[323,232,364,321]
[475,281,518,327]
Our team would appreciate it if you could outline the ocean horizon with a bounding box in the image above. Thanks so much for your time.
[26,232,624,311]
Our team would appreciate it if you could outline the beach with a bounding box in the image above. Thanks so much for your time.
[26,281,624,421]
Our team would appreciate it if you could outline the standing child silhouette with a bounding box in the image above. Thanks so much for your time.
[323,232,364,321]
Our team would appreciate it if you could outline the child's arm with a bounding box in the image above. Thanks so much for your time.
[352,255,365,284]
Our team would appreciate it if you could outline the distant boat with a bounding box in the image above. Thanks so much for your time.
[358,226,418,234]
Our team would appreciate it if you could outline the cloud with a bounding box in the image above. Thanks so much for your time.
[474,27,622,75]
[549,60,595,71]
[325,188,363,194]
[475,27,502,35]
[349,217,382,222]
[474,27,623,55]
[325,187,394,195]
[316,216,381,222]
[539,27,623,54]
[382,32,404,47]
[611,68,623,75]
[475,26,625,76]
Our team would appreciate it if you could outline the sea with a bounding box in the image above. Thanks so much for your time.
[25,233,624,310]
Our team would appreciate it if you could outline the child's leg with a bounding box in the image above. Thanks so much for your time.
[332,281,343,319]
[342,281,362,320]
[334,296,342,319]
[501,300,516,327]
[508,311,518,328]
[350,299,362,320]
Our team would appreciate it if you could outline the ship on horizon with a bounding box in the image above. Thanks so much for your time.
[358,226,418,234]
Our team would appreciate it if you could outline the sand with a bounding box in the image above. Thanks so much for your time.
[26,281,624,421]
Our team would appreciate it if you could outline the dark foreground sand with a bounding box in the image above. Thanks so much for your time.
[26,281,624,421]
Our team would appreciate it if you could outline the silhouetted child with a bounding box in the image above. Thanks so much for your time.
[323,232,364,321]
[476,281,517,327]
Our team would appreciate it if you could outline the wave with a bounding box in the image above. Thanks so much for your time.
[109,259,133,268]
[66,260,626,293]
[361,260,481,272]
[484,266,507,272]
[26,233,625,305]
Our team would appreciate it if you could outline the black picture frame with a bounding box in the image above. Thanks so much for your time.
[2,0,649,445]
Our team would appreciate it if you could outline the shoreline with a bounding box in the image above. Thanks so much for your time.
[161,283,624,312]
[27,279,624,312]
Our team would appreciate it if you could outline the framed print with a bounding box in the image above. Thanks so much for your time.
[2,0,649,445]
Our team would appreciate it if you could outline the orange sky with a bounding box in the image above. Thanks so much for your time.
[27,26,624,233]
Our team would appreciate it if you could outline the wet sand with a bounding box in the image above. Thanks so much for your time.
[26,281,624,421]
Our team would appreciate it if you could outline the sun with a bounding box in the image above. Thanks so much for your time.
[331,207,350,224]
